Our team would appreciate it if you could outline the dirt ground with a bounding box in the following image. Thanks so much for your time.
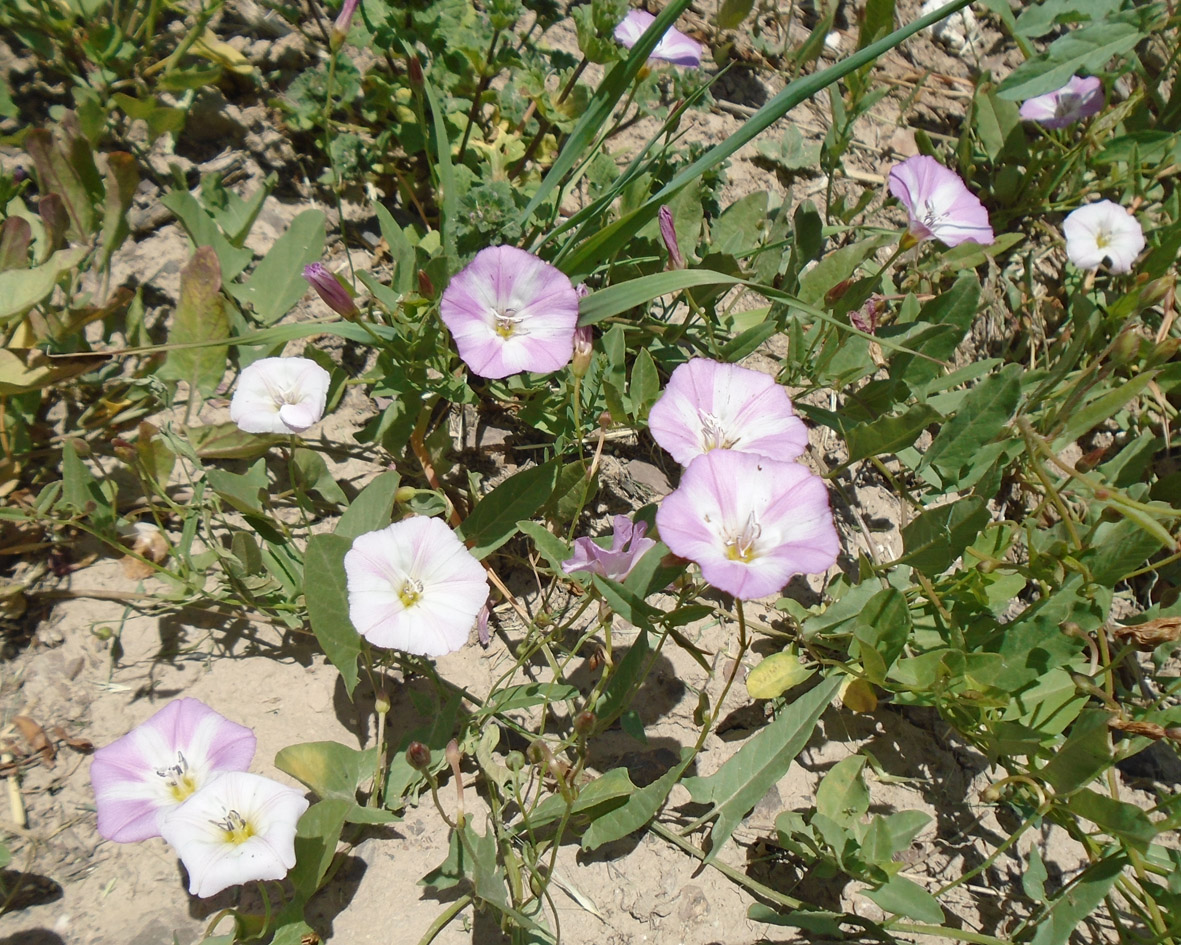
[0,1,1134,943]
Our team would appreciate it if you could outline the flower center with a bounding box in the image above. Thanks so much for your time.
[156,750,199,803]
[724,512,762,563]
[399,577,424,608]
[1094,226,1112,250]
[921,200,945,229]
[1054,93,1080,118]
[699,410,735,452]
[494,307,522,339]
[211,808,255,845]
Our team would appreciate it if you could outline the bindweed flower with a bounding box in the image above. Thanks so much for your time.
[562,514,657,582]
[159,772,309,898]
[439,246,580,379]
[230,357,331,435]
[655,451,839,600]
[887,155,994,248]
[303,263,358,319]
[1063,200,1145,274]
[345,516,490,657]
[90,699,256,843]
[658,205,684,269]
[571,324,594,378]
[1019,75,1103,129]
[614,10,703,67]
[648,359,809,467]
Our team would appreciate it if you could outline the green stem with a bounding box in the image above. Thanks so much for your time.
[416,894,473,945]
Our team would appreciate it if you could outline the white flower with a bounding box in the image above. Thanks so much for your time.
[159,772,309,898]
[344,516,490,657]
[1063,201,1145,274]
[229,357,331,434]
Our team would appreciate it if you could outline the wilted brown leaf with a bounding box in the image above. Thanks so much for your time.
[1108,718,1166,739]
[1113,617,1181,650]
[13,715,55,767]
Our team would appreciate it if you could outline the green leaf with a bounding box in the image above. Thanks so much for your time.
[1038,709,1113,795]
[683,676,841,863]
[582,749,694,850]
[1027,855,1125,945]
[24,128,96,241]
[1052,370,1157,449]
[230,209,326,324]
[861,810,930,863]
[287,798,350,899]
[336,470,401,540]
[294,447,347,505]
[922,363,1022,480]
[845,404,940,463]
[852,588,910,683]
[417,59,458,262]
[160,189,254,281]
[717,0,755,30]
[578,269,743,326]
[0,247,87,325]
[516,520,571,572]
[1067,788,1157,851]
[996,19,1145,101]
[862,875,945,923]
[458,461,559,558]
[816,755,869,823]
[276,740,377,800]
[746,651,815,699]
[1023,844,1048,902]
[304,533,362,696]
[97,151,137,271]
[897,497,989,577]
[485,683,580,713]
[161,247,228,397]
[206,459,268,515]
[629,347,659,420]
[374,202,417,295]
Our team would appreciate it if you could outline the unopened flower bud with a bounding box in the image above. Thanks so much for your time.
[573,710,596,737]
[331,0,359,48]
[658,205,684,270]
[12,166,28,183]
[445,738,462,770]
[112,438,135,462]
[1138,276,1173,308]
[375,689,391,714]
[504,750,525,771]
[303,263,358,319]
[417,268,434,299]
[406,741,432,770]
[571,325,593,377]
[1111,329,1141,365]
[407,54,424,87]
[476,603,491,647]
[825,279,853,305]
[395,486,417,504]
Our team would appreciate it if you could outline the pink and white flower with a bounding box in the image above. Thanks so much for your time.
[614,10,703,68]
[562,515,657,582]
[1019,76,1104,129]
[159,772,309,898]
[1063,200,1145,274]
[439,246,580,379]
[648,359,809,467]
[90,699,256,843]
[887,155,994,248]
[655,451,839,600]
[345,516,490,657]
[230,357,331,435]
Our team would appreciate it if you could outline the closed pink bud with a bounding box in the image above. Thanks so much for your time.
[571,325,593,377]
[303,263,358,319]
[658,205,684,270]
[332,0,359,46]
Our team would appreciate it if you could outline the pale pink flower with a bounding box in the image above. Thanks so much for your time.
[1063,200,1145,274]
[90,699,256,843]
[230,357,331,435]
[887,155,994,248]
[345,516,489,657]
[648,359,809,467]
[562,515,657,582]
[439,246,580,379]
[160,772,309,898]
[1019,76,1103,129]
[655,451,839,600]
[614,10,703,67]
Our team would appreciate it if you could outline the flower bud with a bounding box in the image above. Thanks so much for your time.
[658,205,684,270]
[417,268,435,299]
[476,603,491,647]
[406,741,432,770]
[1111,329,1141,365]
[406,54,424,88]
[395,486,417,504]
[303,263,358,319]
[571,325,593,377]
[331,0,359,48]
[504,750,525,771]
[445,738,462,770]
[573,710,596,737]
[375,688,391,715]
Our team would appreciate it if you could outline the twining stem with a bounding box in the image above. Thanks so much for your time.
[457,29,502,164]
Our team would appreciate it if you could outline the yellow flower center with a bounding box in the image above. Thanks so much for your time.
[494,307,521,338]
[156,751,199,802]
[699,411,735,452]
[399,578,424,608]
[213,809,255,845]
[724,512,761,562]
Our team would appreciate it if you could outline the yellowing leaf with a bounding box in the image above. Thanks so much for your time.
[746,651,815,700]
[840,677,878,713]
